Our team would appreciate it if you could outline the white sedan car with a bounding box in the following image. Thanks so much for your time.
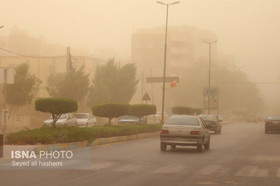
[74,113,97,127]
[160,115,211,152]
[43,113,77,127]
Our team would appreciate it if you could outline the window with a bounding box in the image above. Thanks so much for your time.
[165,116,199,126]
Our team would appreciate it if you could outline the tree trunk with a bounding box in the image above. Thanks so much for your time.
[108,118,112,126]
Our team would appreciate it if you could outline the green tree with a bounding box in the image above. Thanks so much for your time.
[169,60,264,115]
[46,66,89,102]
[7,63,41,106]
[129,104,156,123]
[92,103,129,125]
[35,98,78,128]
[88,59,138,106]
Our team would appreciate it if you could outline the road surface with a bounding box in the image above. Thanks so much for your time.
[0,121,280,186]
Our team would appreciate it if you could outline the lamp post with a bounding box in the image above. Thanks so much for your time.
[0,25,4,158]
[157,1,179,124]
[203,40,217,114]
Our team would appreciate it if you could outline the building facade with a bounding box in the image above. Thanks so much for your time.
[131,26,217,111]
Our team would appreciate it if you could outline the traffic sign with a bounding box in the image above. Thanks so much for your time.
[203,88,218,110]
[142,92,151,101]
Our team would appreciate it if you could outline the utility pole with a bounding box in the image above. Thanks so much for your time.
[157,1,180,124]
[0,26,5,158]
[0,67,14,158]
[66,47,73,71]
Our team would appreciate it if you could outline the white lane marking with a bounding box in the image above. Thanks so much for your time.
[92,161,116,170]
[235,166,269,177]
[152,164,185,173]
[197,164,222,175]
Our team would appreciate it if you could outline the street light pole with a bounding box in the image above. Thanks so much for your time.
[0,26,4,158]
[203,40,217,114]
[157,1,179,124]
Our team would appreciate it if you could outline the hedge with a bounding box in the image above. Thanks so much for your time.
[6,124,163,145]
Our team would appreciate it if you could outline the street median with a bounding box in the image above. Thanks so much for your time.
[31,131,159,154]
[5,124,162,154]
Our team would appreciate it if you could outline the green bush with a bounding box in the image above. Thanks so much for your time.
[6,124,163,145]
[129,104,156,121]
[172,106,202,115]
[35,98,78,114]
[35,98,78,127]
[92,103,130,125]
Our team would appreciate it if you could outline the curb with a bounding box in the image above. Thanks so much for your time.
[31,131,160,154]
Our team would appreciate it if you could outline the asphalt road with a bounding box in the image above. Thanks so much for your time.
[1,121,280,186]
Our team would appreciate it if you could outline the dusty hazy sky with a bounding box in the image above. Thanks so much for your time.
[1,0,280,109]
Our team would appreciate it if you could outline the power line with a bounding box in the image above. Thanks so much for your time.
[0,47,65,58]
[0,46,99,75]
[72,56,95,74]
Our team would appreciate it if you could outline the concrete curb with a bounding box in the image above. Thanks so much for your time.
[31,131,160,154]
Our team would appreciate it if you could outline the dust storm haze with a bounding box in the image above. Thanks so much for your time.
[1,0,280,115]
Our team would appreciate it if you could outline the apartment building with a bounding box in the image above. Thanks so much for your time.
[131,26,217,109]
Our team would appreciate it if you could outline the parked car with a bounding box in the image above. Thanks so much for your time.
[118,115,146,124]
[265,116,280,134]
[160,115,211,152]
[199,114,222,134]
[43,113,77,127]
[74,113,97,127]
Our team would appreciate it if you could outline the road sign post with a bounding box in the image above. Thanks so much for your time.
[142,92,151,104]
[203,88,218,111]
[0,67,14,149]
[0,134,3,158]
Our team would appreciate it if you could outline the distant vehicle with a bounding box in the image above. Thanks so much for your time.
[74,113,97,127]
[118,115,146,124]
[160,115,211,152]
[43,113,77,127]
[199,114,222,134]
[265,116,280,134]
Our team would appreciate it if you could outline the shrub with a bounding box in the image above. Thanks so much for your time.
[92,103,129,125]
[172,106,202,115]
[35,98,78,127]
[6,124,163,145]
[129,104,156,123]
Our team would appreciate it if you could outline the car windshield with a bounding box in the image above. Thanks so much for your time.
[200,115,217,121]
[165,116,199,126]
[74,113,89,119]
[49,114,67,119]
[120,115,138,120]
[267,116,280,121]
